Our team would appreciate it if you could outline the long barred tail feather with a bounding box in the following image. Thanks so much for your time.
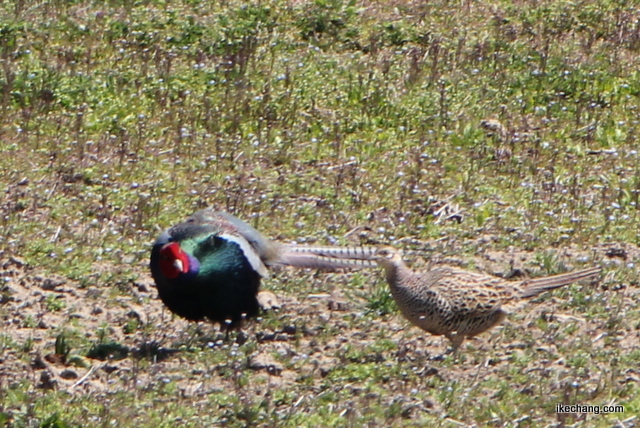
[274,250,378,270]
[520,267,601,298]
[279,244,379,260]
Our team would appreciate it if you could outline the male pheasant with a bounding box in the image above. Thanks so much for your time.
[149,209,376,328]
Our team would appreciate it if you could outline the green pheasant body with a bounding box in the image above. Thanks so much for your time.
[150,213,265,326]
[150,209,378,328]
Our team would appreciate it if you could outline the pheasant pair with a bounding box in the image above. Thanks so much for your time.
[149,210,601,351]
[149,209,377,328]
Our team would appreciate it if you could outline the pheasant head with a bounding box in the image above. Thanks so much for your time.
[157,242,200,280]
[374,246,404,268]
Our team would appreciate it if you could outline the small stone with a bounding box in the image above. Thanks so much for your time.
[328,299,349,311]
[249,353,283,376]
[605,247,627,260]
[281,324,296,335]
[85,288,102,299]
[41,277,65,291]
[103,365,118,374]
[126,310,142,321]
[0,292,13,304]
[256,332,276,342]
[44,353,65,365]
[421,367,439,377]
[60,369,79,380]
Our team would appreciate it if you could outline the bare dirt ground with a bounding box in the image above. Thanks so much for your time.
[2,241,638,423]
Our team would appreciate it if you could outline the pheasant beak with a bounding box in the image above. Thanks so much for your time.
[173,258,185,273]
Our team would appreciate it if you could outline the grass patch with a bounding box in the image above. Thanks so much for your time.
[0,0,638,426]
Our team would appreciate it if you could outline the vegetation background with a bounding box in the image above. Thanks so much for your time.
[1,0,639,426]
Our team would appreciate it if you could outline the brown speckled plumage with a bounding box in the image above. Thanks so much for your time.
[375,247,601,351]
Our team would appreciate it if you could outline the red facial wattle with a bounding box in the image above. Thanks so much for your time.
[159,242,190,279]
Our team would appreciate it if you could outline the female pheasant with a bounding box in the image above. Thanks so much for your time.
[373,246,601,352]
[150,209,376,328]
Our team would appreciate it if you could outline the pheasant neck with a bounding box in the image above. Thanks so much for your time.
[383,261,412,292]
[184,253,200,278]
